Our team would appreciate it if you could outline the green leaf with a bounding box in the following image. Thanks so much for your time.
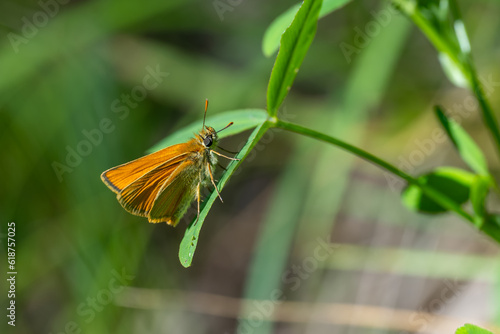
[262,3,301,58]
[401,167,475,214]
[262,0,352,57]
[435,105,489,175]
[178,121,271,267]
[147,108,269,267]
[470,175,491,228]
[266,0,323,116]
[482,214,500,244]
[147,109,267,153]
[456,323,494,334]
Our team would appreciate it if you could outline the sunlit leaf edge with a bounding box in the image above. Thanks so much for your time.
[148,109,268,153]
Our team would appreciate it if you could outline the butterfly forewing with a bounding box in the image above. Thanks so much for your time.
[101,143,190,193]
[117,154,188,217]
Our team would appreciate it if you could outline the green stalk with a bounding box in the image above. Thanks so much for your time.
[392,0,500,155]
[467,63,500,154]
[272,118,474,223]
[449,0,500,155]
[391,0,468,78]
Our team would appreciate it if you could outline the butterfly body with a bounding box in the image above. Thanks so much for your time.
[101,125,232,226]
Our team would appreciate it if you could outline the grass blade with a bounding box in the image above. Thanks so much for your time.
[266,0,323,116]
[435,106,489,175]
[178,121,270,267]
[262,0,352,57]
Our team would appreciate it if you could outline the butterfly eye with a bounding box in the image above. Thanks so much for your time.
[203,136,213,147]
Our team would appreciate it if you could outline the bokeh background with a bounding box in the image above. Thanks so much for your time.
[1,0,500,333]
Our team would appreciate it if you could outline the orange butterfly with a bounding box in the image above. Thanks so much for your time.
[101,100,238,226]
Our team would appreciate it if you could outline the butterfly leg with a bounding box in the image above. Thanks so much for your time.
[212,150,240,161]
[207,162,223,203]
[218,146,239,155]
[194,181,201,225]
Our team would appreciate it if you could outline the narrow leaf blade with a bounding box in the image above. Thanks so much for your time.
[178,122,270,267]
[148,109,267,153]
[266,0,323,116]
[262,0,352,57]
[435,106,489,175]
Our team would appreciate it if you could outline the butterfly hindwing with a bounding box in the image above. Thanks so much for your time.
[148,159,201,226]
[100,132,224,226]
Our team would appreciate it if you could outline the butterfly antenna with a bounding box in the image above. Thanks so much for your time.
[202,99,209,130]
[216,122,234,133]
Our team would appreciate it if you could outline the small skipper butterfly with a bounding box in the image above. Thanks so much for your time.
[101,100,238,226]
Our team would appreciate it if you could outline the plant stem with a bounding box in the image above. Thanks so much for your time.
[393,0,500,155]
[391,0,469,79]
[273,118,474,223]
[275,119,413,183]
[467,64,500,154]
[449,0,500,155]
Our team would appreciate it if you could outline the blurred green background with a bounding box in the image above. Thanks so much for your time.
[1,0,500,333]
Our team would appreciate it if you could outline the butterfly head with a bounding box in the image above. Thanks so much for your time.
[200,126,218,148]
